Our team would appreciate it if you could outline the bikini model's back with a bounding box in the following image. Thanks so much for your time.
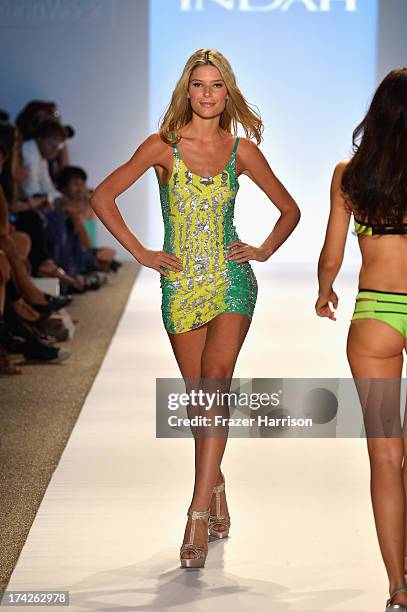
[356,229,407,293]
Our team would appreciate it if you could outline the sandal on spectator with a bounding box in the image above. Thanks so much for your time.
[36,261,77,287]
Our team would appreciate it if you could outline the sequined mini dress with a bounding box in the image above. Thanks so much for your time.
[155,135,258,334]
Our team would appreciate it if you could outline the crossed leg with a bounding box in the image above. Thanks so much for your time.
[347,318,407,605]
[167,312,251,559]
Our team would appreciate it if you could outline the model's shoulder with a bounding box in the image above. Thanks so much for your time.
[140,132,172,151]
[333,158,351,177]
[133,133,173,165]
[237,137,260,160]
[236,137,262,171]
[237,136,259,150]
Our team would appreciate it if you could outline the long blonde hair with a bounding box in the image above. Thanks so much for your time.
[158,48,264,145]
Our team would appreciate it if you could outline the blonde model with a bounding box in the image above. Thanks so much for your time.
[91,48,300,568]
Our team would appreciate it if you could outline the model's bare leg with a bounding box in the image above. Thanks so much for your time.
[347,318,407,605]
[168,312,251,558]
[191,313,250,530]
[167,323,209,559]
[167,323,208,474]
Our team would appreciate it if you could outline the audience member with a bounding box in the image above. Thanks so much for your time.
[0,101,123,375]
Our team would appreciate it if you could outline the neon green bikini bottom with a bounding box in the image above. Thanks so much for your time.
[352,288,407,337]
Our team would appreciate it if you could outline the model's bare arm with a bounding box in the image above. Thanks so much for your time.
[229,139,301,263]
[315,160,351,319]
[90,134,182,276]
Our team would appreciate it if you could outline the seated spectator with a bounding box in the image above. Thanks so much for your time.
[2,271,71,370]
[0,181,71,318]
[0,92,129,376]
[14,124,111,289]
[0,236,71,373]
[20,118,67,203]
[0,130,72,368]
[1,120,85,292]
[57,166,121,273]
[16,100,74,185]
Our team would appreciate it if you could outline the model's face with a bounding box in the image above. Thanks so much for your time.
[188,65,228,118]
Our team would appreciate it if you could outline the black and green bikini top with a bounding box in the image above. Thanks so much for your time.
[353,215,407,236]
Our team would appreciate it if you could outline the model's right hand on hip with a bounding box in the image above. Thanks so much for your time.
[136,248,183,278]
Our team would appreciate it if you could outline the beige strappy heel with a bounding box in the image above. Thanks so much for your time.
[386,586,407,610]
[208,471,231,539]
[180,507,210,568]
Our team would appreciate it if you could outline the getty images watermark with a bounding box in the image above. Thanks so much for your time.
[156,378,407,438]
[165,386,311,428]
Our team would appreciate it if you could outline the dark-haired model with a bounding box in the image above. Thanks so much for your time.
[90,48,300,569]
[316,67,407,610]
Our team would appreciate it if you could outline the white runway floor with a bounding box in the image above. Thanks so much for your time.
[2,264,398,611]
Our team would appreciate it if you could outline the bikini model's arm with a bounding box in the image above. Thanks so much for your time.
[89,133,182,277]
[228,138,300,263]
[315,160,351,320]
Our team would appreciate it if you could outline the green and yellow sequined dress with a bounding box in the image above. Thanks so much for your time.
[155,135,258,334]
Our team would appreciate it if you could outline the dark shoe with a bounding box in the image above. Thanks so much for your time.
[21,321,57,344]
[66,283,87,295]
[22,336,70,364]
[94,271,108,284]
[0,320,26,354]
[4,335,26,354]
[85,271,107,290]
[27,294,72,314]
[110,260,122,272]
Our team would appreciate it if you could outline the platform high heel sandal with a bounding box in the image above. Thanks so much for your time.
[180,507,210,569]
[386,586,407,610]
[208,471,231,539]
